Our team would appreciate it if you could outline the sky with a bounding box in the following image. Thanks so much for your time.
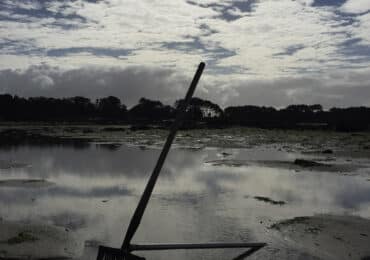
[0,0,370,108]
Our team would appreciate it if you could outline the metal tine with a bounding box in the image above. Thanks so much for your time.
[97,246,125,260]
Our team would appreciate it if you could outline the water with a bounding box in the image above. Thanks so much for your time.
[1,143,370,259]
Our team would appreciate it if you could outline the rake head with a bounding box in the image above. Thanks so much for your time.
[96,246,145,260]
[96,243,266,260]
[95,62,266,260]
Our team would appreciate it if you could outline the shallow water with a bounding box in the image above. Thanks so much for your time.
[1,142,370,259]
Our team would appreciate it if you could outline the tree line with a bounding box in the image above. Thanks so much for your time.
[0,94,369,131]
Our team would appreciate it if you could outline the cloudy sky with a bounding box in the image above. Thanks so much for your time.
[1,0,370,108]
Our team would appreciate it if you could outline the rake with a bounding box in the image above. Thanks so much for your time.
[96,62,266,260]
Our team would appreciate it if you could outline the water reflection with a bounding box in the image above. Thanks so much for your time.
[0,144,370,259]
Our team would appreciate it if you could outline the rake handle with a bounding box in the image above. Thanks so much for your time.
[122,62,205,250]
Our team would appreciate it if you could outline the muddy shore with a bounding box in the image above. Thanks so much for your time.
[0,125,369,259]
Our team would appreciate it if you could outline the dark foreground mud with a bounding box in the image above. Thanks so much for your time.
[268,215,370,260]
[0,220,83,259]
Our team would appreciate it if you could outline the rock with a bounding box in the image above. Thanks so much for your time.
[322,149,333,154]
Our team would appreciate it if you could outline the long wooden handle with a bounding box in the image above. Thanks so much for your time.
[122,62,205,250]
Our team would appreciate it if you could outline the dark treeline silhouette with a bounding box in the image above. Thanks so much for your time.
[1,94,370,131]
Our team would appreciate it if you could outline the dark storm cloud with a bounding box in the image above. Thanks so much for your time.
[0,65,190,107]
[217,75,370,108]
[1,0,370,109]
[2,66,370,109]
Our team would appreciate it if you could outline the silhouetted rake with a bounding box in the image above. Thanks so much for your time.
[96,62,266,260]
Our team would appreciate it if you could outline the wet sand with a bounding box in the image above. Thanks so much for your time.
[0,220,83,259]
[0,126,369,259]
[264,214,370,260]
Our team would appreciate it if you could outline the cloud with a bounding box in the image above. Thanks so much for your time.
[340,0,370,14]
[202,0,362,78]
[0,0,370,107]
[214,72,370,108]
[349,12,370,45]
[31,73,55,89]
[1,0,369,79]
[0,65,191,107]
[1,65,370,109]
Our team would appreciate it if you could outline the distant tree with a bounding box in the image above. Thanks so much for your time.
[129,98,174,122]
[224,105,277,126]
[280,104,323,124]
[329,106,370,131]
[62,96,95,119]
[0,94,14,120]
[175,97,223,121]
[12,95,28,120]
[310,104,323,113]
[0,93,369,131]
[96,96,126,119]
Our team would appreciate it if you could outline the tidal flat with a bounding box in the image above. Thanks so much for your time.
[0,125,370,259]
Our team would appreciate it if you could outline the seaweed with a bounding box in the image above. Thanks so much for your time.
[253,196,286,206]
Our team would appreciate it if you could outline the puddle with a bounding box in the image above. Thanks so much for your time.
[0,129,369,259]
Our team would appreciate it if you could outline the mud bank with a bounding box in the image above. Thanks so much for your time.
[268,215,370,260]
[0,220,84,259]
